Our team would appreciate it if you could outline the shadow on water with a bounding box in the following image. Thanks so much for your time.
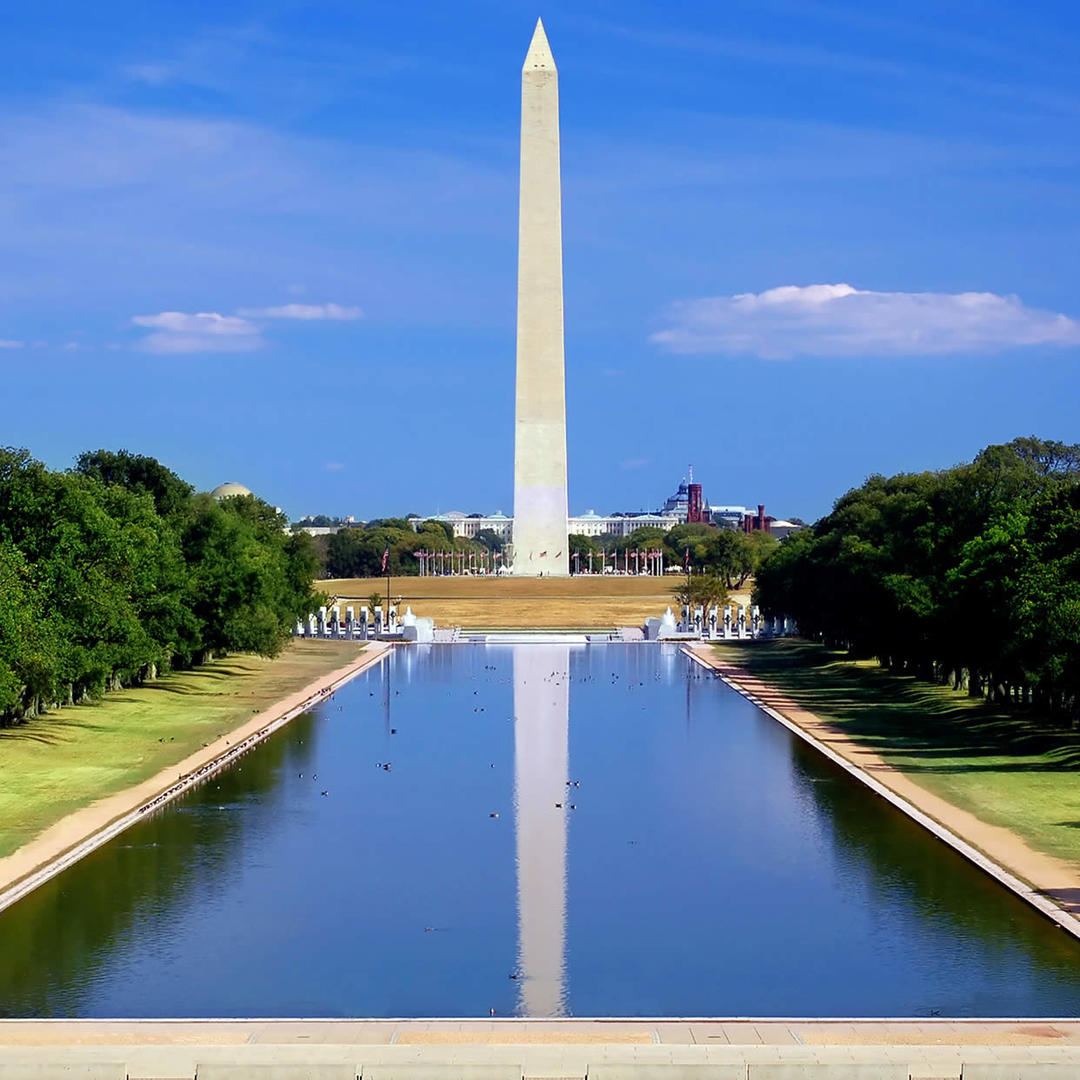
[0,711,320,1017]
[3,645,1080,1018]
[785,736,1080,1014]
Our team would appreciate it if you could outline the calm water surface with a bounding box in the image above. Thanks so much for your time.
[2,643,1080,1017]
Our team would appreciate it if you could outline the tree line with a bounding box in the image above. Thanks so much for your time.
[0,448,322,723]
[754,437,1080,723]
[315,515,781,583]
[568,523,778,586]
[315,518,492,578]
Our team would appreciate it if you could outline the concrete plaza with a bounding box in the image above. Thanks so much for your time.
[3,1020,1080,1078]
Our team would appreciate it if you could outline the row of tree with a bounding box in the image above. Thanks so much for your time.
[754,437,1080,723]
[315,518,493,578]
[312,516,781,582]
[0,448,322,723]
[568,524,778,585]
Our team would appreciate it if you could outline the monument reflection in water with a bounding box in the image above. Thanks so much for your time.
[5,643,1080,1017]
[513,646,570,1016]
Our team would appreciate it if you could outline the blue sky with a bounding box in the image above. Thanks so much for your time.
[2,0,1078,522]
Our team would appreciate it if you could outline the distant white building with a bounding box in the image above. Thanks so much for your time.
[422,510,514,541]
[710,506,754,530]
[769,520,803,541]
[417,477,797,543]
[569,510,680,537]
[420,508,682,541]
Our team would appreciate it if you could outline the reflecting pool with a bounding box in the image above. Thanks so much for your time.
[2,644,1080,1018]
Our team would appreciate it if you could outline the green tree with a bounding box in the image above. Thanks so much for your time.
[567,532,599,572]
[474,528,505,553]
[73,449,193,520]
[0,542,59,716]
[670,574,729,611]
[753,436,1080,723]
[663,523,715,570]
[181,494,319,658]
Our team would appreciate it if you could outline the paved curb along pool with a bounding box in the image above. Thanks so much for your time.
[0,644,391,917]
[682,645,1080,943]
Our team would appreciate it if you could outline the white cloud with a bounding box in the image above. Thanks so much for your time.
[237,302,362,320]
[651,284,1080,359]
[0,339,23,349]
[131,311,262,354]
[129,303,362,354]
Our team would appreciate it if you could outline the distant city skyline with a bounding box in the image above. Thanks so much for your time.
[292,472,790,529]
[3,0,1078,522]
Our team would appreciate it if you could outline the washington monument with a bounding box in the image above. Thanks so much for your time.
[512,19,569,577]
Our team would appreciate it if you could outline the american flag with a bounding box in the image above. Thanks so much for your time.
[381,544,390,573]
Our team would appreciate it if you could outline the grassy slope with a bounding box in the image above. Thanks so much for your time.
[322,575,752,629]
[713,640,1080,866]
[0,640,362,858]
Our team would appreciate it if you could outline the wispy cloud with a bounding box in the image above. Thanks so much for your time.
[0,339,23,349]
[131,311,262,354]
[122,63,174,86]
[619,457,651,470]
[601,18,1080,118]
[238,302,362,320]
[324,462,345,471]
[0,104,510,329]
[652,284,1080,359]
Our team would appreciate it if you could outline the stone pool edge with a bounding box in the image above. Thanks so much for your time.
[0,642,391,916]
[6,1018,1080,1079]
[682,644,1080,943]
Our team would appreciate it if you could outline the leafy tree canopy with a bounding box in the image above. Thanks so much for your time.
[754,437,1080,723]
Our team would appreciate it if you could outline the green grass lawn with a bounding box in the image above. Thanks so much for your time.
[713,640,1080,868]
[0,640,364,859]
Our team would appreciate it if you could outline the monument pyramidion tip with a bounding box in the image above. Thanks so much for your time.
[523,18,556,71]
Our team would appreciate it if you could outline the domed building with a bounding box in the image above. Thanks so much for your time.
[210,482,253,500]
[661,479,690,516]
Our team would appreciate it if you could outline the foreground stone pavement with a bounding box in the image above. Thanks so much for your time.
[4,1021,1080,1078]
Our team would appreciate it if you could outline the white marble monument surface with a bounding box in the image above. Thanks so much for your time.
[512,19,569,576]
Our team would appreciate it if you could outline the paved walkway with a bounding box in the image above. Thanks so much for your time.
[3,1020,1080,1077]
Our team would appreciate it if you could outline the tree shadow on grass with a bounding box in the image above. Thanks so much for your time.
[0,712,93,746]
[138,666,255,696]
[719,639,1080,772]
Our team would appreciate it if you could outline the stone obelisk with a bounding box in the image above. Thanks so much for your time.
[512,18,568,577]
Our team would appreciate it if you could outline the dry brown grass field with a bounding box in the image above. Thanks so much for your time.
[319,576,752,629]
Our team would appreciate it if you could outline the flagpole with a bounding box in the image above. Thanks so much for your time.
[385,547,392,620]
